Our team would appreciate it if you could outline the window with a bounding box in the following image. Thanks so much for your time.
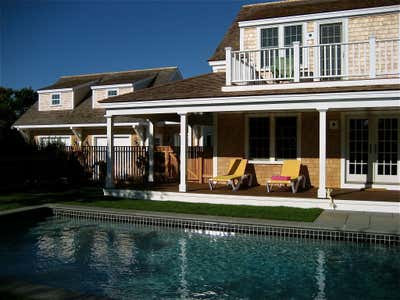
[247,115,298,161]
[260,27,278,67]
[284,25,303,63]
[275,117,297,159]
[260,24,304,67]
[248,117,270,159]
[51,94,60,105]
[38,136,71,146]
[107,89,118,97]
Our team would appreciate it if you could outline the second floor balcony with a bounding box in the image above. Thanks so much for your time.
[224,37,400,88]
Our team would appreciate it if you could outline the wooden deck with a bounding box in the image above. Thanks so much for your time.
[137,183,400,202]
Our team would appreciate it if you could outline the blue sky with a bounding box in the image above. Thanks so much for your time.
[1,0,273,90]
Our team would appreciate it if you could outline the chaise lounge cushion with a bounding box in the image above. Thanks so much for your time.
[271,175,291,181]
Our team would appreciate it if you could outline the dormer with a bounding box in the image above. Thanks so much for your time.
[91,67,182,108]
[37,81,94,111]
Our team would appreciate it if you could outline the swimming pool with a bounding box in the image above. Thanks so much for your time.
[0,215,399,299]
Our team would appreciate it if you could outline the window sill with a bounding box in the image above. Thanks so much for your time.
[248,160,284,165]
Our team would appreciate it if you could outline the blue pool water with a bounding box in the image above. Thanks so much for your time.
[0,216,399,299]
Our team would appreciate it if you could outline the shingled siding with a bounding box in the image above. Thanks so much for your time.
[38,91,74,111]
[216,112,342,188]
[92,86,134,109]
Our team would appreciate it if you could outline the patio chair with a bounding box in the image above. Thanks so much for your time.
[266,160,305,194]
[208,159,250,191]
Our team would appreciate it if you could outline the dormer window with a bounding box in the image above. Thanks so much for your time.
[51,94,60,105]
[107,89,118,98]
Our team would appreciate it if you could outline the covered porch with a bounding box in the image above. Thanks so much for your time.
[101,73,399,212]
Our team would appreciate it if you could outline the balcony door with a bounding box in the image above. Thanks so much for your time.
[346,115,400,185]
[319,23,342,78]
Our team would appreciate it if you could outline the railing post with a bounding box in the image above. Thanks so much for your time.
[225,47,232,86]
[293,41,300,82]
[369,35,376,79]
[105,115,114,188]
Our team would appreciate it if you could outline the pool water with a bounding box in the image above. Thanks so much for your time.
[0,216,399,299]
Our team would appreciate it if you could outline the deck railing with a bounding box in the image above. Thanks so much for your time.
[65,145,213,184]
[226,37,400,85]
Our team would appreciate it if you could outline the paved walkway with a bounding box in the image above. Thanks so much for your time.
[314,210,400,234]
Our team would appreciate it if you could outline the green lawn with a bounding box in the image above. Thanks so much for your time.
[0,187,322,222]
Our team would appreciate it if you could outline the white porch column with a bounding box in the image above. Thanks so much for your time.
[179,113,188,192]
[146,120,155,183]
[318,109,327,198]
[188,124,193,146]
[106,116,114,188]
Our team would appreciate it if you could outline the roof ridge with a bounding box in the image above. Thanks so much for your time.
[60,66,178,79]
[242,0,325,8]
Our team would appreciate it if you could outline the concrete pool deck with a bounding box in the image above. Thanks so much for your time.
[1,204,399,236]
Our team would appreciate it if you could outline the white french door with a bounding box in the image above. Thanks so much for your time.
[346,114,400,185]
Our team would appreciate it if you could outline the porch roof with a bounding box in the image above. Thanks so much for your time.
[100,72,400,104]
[209,0,399,61]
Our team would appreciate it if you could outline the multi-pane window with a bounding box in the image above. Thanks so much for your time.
[275,117,297,159]
[38,136,71,146]
[320,23,342,76]
[107,89,118,97]
[249,117,270,159]
[248,116,298,160]
[284,25,303,63]
[261,27,278,67]
[51,94,60,105]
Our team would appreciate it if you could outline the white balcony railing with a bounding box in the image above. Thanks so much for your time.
[225,37,400,86]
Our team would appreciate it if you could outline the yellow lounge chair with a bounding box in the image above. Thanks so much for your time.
[266,160,305,193]
[208,159,250,191]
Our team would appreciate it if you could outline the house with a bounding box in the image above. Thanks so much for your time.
[13,67,188,148]
[98,0,399,211]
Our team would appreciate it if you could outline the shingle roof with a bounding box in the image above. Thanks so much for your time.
[100,72,400,103]
[13,97,139,126]
[15,67,181,126]
[209,0,399,61]
[39,67,179,90]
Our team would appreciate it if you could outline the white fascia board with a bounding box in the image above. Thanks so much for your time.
[37,88,73,94]
[105,96,400,116]
[91,83,134,90]
[12,122,140,129]
[208,60,226,72]
[238,5,400,28]
[102,90,400,111]
[223,78,400,92]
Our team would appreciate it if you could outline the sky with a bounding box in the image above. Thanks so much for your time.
[1,0,274,90]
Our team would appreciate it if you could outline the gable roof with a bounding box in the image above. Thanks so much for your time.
[100,72,400,104]
[14,67,181,127]
[39,67,180,90]
[209,0,399,61]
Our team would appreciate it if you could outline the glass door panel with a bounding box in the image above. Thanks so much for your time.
[347,118,369,182]
[375,118,399,183]
[319,23,342,78]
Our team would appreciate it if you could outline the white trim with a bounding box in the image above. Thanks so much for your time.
[106,99,400,116]
[37,88,73,94]
[340,182,400,191]
[238,5,400,28]
[212,112,218,177]
[222,78,399,92]
[208,60,226,72]
[103,189,400,214]
[91,134,132,146]
[240,27,244,50]
[102,88,400,111]
[13,122,141,129]
[91,83,134,90]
